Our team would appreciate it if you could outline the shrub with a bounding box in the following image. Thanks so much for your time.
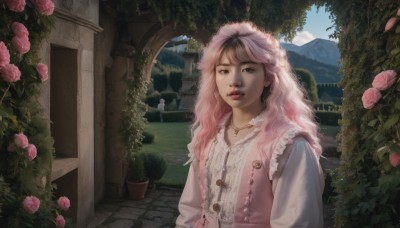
[315,111,340,126]
[153,73,168,92]
[142,153,167,184]
[323,169,337,204]
[160,92,178,105]
[169,71,183,92]
[142,131,155,144]
[294,68,318,102]
[144,109,160,122]
[145,94,161,107]
[162,111,193,122]
[127,153,147,182]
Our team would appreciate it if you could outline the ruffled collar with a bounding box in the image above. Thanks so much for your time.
[219,110,266,129]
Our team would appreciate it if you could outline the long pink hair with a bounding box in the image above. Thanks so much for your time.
[192,21,321,160]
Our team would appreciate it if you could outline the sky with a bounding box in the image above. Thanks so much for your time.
[288,5,337,46]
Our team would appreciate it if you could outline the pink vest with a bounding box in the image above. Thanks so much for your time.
[193,127,302,228]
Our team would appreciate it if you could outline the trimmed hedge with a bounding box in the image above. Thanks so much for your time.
[315,111,340,126]
[160,92,178,104]
[162,111,193,122]
[145,110,193,122]
[142,131,155,144]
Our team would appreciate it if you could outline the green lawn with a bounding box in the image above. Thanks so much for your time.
[140,122,192,188]
[141,122,340,188]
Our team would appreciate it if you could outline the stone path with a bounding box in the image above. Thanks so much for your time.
[88,187,182,228]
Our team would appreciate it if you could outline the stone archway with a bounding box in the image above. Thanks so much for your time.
[102,14,212,197]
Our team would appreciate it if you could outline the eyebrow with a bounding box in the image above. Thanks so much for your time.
[216,61,257,67]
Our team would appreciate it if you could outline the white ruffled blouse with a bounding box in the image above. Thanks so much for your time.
[204,113,264,225]
[176,112,324,227]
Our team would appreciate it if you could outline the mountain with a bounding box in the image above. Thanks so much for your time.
[282,39,340,66]
[287,51,342,83]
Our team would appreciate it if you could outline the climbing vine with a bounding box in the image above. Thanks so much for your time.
[0,0,71,227]
[117,0,317,40]
[324,0,400,226]
[121,50,149,158]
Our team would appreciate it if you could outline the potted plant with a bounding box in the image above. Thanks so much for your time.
[126,153,149,200]
[142,152,167,189]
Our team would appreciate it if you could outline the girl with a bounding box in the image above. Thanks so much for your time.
[176,22,324,228]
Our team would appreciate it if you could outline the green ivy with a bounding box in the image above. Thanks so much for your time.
[0,2,63,227]
[323,0,400,226]
[121,50,149,157]
[117,0,317,40]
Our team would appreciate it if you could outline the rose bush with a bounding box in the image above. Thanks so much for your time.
[36,63,49,81]
[14,133,29,149]
[0,64,21,82]
[389,152,400,167]
[0,42,10,68]
[372,70,397,90]
[22,196,41,214]
[26,144,37,161]
[361,87,382,109]
[31,0,55,16]
[55,215,66,228]
[4,0,26,13]
[57,196,71,211]
[12,22,29,37]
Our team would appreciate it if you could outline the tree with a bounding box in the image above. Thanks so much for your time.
[169,71,183,92]
[294,68,318,102]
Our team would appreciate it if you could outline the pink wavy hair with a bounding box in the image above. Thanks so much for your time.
[192,21,321,160]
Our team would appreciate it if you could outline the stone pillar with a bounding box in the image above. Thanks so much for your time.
[105,45,135,197]
[182,52,198,77]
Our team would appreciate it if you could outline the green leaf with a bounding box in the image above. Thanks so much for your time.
[389,143,400,152]
[396,25,400,34]
[390,48,400,56]
[368,119,378,127]
[395,99,400,109]
[383,115,399,129]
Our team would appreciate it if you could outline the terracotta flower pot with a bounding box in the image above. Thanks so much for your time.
[126,179,149,200]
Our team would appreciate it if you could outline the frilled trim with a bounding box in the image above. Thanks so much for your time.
[184,141,195,165]
[268,128,300,180]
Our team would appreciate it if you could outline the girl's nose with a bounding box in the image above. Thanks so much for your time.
[229,69,242,87]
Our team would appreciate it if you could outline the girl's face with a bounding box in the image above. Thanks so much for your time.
[215,54,269,114]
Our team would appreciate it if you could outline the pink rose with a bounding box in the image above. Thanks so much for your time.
[389,152,400,167]
[372,70,397,90]
[26,144,37,161]
[57,196,71,211]
[31,0,55,16]
[36,63,49,82]
[361,88,382,109]
[384,17,399,32]
[55,215,66,228]
[0,64,21,83]
[12,36,30,54]
[397,8,400,17]
[12,22,29,38]
[0,42,10,68]
[14,133,29,149]
[22,196,40,214]
[4,0,26,12]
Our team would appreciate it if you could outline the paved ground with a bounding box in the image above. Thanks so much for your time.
[88,187,182,228]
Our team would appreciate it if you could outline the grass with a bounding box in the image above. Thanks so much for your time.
[140,122,192,188]
[141,122,340,188]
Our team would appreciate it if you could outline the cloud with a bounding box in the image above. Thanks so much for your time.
[291,31,316,46]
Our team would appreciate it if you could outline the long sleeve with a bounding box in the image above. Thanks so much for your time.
[176,163,202,227]
[270,137,324,228]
